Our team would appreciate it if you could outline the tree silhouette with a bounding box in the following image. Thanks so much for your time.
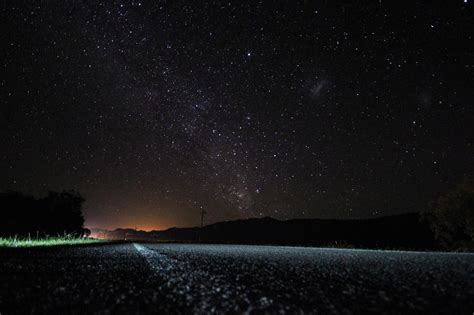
[0,191,37,236]
[0,190,87,237]
[422,182,474,250]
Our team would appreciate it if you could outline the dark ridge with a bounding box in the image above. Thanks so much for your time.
[92,213,437,250]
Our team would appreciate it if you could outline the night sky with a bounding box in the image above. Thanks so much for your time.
[1,1,473,230]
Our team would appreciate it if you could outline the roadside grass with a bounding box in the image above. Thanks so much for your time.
[0,235,102,248]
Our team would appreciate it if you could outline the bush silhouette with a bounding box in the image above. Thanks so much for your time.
[422,183,474,250]
[0,190,87,237]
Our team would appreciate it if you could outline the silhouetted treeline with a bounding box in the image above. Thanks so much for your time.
[0,190,88,237]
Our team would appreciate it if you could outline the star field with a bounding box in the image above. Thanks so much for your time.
[1,1,473,230]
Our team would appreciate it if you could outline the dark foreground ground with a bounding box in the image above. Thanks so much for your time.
[0,243,473,314]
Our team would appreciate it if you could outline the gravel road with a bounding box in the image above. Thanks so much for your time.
[0,243,473,314]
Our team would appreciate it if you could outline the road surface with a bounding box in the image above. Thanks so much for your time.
[0,243,473,314]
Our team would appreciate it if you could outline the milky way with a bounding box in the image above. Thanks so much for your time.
[1,1,473,229]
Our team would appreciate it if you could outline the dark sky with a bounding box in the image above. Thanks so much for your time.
[1,1,473,230]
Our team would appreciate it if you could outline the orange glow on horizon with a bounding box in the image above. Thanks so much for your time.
[85,205,205,232]
[86,219,176,232]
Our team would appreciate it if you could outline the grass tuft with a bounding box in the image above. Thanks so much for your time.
[0,235,102,248]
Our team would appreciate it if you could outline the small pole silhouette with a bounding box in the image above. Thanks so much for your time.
[199,208,207,243]
[200,209,206,228]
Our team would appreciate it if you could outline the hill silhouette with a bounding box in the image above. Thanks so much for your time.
[92,213,437,250]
